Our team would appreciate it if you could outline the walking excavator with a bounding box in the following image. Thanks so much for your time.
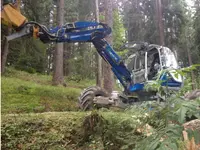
[1,1,183,110]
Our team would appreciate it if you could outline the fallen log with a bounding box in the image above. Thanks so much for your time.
[182,119,200,150]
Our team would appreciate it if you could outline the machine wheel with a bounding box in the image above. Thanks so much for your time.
[78,86,108,111]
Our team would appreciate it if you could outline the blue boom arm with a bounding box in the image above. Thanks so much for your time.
[16,21,138,92]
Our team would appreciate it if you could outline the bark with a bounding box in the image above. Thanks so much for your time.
[95,0,103,88]
[47,44,54,75]
[52,0,64,85]
[156,0,165,45]
[103,0,113,94]
[185,30,196,90]
[63,43,71,76]
[1,28,12,74]
[78,4,88,78]
[187,50,196,90]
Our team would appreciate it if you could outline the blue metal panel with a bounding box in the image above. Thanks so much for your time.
[105,45,121,64]
[129,83,144,92]
[46,21,111,43]
[48,28,107,42]
[74,22,99,29]
[160,72,182,87]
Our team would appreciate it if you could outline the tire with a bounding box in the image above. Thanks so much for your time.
[78,86,108,111]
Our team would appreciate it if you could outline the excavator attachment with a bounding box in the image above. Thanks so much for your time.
[1,1,27,28]
[6,24,33,41]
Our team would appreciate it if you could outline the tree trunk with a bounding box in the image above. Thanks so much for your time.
[52,0,64,85]
[78,1,90,78]
[95,0,103,88]
[1,28,12,74]
[103,0,113,94]
[185,31,196,90]
[63,43,71,76]
[156,0,165,45]
[47,44,54,75]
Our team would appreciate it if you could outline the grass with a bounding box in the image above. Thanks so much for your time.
[1,112,86,150]
[1,111,144,150]
[1,68,95,113]
[4,67,96,88]
[1,68,121,113]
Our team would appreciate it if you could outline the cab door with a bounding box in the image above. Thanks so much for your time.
[133,53,146,83]
[147,48,161,80]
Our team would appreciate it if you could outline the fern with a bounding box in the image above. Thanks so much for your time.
[134,96,200,150]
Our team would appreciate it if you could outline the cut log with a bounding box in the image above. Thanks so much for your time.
[183,119,200,132]
[182,119,200,150]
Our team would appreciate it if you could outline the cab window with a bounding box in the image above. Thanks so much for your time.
[135,54,145,71]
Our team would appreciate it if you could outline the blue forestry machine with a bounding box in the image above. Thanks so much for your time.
[2,1,183,110]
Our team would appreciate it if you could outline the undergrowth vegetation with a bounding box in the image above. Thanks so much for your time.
[1,68,200,149]
[2,99,200,149]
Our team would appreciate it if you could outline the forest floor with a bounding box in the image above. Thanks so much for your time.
[1,68,94,114]
[2,68,139,150]
[1,68,200,150]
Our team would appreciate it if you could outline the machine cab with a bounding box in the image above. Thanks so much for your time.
[125,44,183,90]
